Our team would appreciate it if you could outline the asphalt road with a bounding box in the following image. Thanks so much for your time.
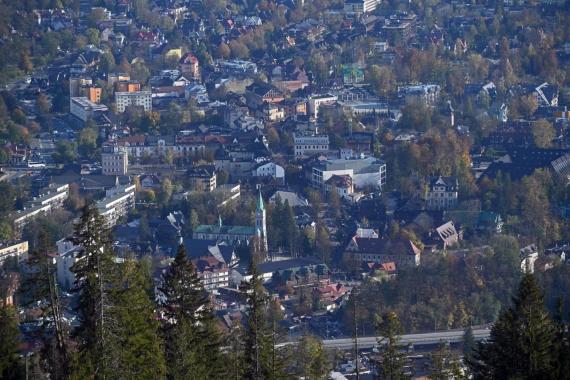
[278,327,491,350]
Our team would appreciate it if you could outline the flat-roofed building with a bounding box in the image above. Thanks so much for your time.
[115,91,152,112]
[70,97,108,122]
[0,241,28,264]
[97,184,136,228]
[308,94,338,117]
[11,184,70,231]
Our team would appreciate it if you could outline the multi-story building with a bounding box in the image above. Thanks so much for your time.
[344,0,380,13]
[115,91,152,113]
[308,94,338,117]
[345,235,421,267]
[56,239,81,290]
[294,132,330,157]
[311,156,386,190]
[11,184,70,232]
[399,84,441,106]
[70,97,108,122]
[79,84,102,103]
[108,72,130,86]
[179,52,200,79]
[102,145,129,176]
[96,184,136,228]
[115,81,141,93]
[0,241,28,264]
[187,165,217,191]
[192,256,229,292]
[426,176,458,210]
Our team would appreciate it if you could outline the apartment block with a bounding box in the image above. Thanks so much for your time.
[115,91,152,113]
[294,132,330,157]
[102,145,129,176]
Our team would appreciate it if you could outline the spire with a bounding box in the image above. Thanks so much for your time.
[256,190,265,212]
[218,215,222,227]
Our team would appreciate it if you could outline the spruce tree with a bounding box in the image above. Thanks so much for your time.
[468,274,557,380]
[375,312,409,380]
[70,203,115,377]
[242,261,284,380]
[0,303,24,379]
[553,298,570,380]
[429,341,465,380]
[111,258,166,379]
[160,244,223,379]
[22,227,69,379]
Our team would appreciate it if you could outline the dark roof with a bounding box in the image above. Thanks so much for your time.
[256,256,324,274]
[481,148,570,181]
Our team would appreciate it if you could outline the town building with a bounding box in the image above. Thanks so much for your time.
[70,97,108,122]
[0,241,28,264]
[11,184,70,232]
[294,132,330,157]
[187,165,217,191]
[101,145,129,176]
[115,90,152,112]
[399,84,440,106]
[343,0,379,14]
[426,176,458,210]
[324,174,354,200]
[192,192,267,251]
[192,256,229,292]
[179,52,200,79]
[96,183,136,228]
[311,156,387,191]
[308,94,338,117]
[251,161,285,180]
[345,235,421,267]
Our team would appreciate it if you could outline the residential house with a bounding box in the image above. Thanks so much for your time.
[294,132,330,157]
[245,83,285,109]
[252,161,285,180]
[345,235,421,267]
[179,52,200,79]
[101,145,128,176]
[324,174,354,200]
[426,176,458,210]
[187,165,217,191]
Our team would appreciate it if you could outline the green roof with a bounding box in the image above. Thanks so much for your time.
[257,191,265,212]
[194,224,256,236]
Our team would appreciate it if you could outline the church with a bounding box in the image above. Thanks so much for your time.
[192,191,268,252]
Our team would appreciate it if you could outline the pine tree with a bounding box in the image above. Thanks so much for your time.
[21,227,69,379]
[375,312,409,380]
[468,274,557,380]
[242,262,285,380]
[70,203,115,377]
[429,341,465,380]
[111,258,166,379]
[553,298,570,380]
[297,335,330,380]
[462,327,475,364]
[0,303,24,379]
[160,244,223,379]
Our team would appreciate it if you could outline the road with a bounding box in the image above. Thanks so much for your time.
[277,327,491,350]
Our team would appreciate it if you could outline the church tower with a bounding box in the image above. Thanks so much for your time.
[255,191,268,253]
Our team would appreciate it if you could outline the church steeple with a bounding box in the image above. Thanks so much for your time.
[255,190,268,254]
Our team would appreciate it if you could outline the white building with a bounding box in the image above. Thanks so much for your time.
[96,184,136,228]
[102,146,129,176]
[308,94,338,117]
[115,91,152,113]
[252,161,285,179]
[426,176,458,210]
[56,239,81,290]
[70,97,108,122]
[344,0,379,14]
[0,241,28,264]
[294,132,330,157]
[311,156,387,191]
[11,184,70,231]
